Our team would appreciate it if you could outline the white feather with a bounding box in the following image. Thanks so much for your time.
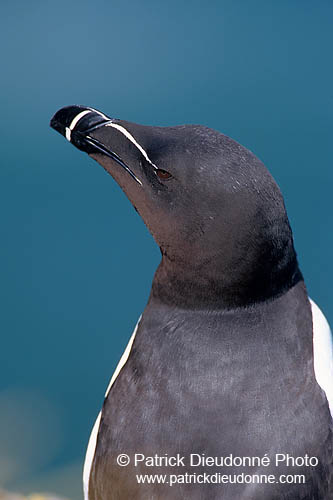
[104,316,141,398]
[82,316,141,499]
[83,411,101,500]
[310,298,333,417]
[105,122,157,169]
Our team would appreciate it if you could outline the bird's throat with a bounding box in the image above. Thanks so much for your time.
[151,248,303,310]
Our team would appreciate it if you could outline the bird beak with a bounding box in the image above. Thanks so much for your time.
[50,105,142,185]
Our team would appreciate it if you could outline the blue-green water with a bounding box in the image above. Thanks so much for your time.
[1,1,332,497]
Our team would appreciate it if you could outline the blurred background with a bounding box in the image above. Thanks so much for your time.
[0,0,332,498]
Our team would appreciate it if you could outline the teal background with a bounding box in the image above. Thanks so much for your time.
[1,1,332,498]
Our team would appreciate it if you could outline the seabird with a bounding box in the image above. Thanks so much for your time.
[50,105,333,500]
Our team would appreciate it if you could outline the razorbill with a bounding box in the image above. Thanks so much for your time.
[50,106,333,500]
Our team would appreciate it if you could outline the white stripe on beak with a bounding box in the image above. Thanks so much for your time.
[66,109,93,142]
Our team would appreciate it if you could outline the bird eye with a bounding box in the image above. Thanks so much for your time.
[156,169,172,180]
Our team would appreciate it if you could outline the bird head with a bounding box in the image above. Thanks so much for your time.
[50,106,301,308]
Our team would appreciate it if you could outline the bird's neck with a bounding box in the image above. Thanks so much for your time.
[151,235,302,310]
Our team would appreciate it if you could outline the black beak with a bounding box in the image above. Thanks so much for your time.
[50,105,142,185]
